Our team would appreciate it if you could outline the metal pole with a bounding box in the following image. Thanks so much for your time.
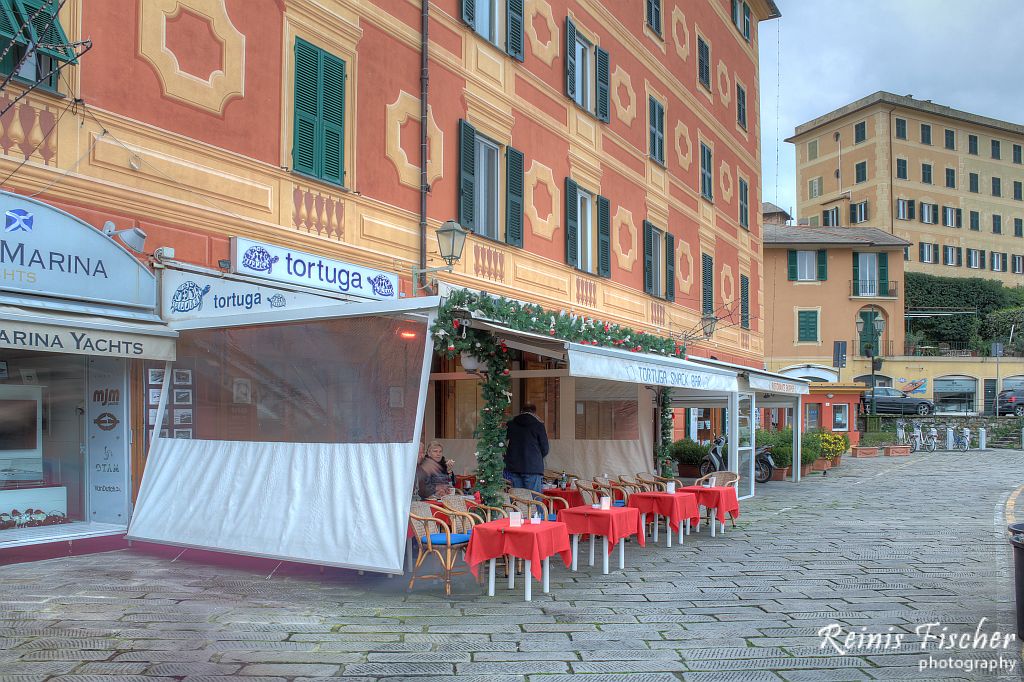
[417,0,430,295]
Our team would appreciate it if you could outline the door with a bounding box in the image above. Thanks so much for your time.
[858,309,882,357]
[734,393,755,499]
[984,379,997,415]
[858,252,878,296]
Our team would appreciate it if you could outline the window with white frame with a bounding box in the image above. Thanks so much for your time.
[700,142,713,200]
[808,176,822,199]
[471,0,500,45]
[807,139,818,161]
[896,198,912,220]
[649,223,664,297]
[796,250,817,281]
[822,206,839,226]
[943,245,957,265]
[697,36,711,90]
[967,248,982,269]
[852,201,868,224]
[992,252,1007,272]
[738,178,749,228]
[1013,255,1024,274]
[731,0,751,41]
[920,242,937,263]
[921,203,937,224]
[943,206,957,227]
[473,135,501,241]
[565,18,608,122]
[573,33,591,110]
[832,403,849,431]
[576,187,594,273]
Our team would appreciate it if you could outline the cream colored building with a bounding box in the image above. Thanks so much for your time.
[788,92,1024,285]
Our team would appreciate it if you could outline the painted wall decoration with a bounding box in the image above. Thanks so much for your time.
[897,378,928,395]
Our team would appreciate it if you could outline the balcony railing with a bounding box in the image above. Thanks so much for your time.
[904,341,974,357]
[850,280,898,297]
[850,339,894,357]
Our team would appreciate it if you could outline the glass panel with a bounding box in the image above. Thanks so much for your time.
[858,252,878,295]
[796,251,815,280]
[172,315,427,443]
[578,189,593,272]
[650,228,662,296]
[736,394,753,498]
[474,0,495,42]
[832,404,849,431]
[574,38,589,108]
[0,353,88,533]
[521,376,560,439]
[474,137,499,240]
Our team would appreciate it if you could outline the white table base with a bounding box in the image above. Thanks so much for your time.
[486,555,551,601]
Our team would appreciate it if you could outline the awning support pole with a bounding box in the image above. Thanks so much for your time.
[792,397,802,483]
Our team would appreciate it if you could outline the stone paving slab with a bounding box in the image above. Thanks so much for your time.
[2,452,1023,680]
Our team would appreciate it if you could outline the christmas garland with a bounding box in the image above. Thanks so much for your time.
[431,289,686,503]
[657,388,675,477]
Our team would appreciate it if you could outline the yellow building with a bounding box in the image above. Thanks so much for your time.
[787,92,1024,285]
[763,223,1024,415]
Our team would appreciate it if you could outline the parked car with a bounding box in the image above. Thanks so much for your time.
[861,387,933,415]
[996,388,1024,416]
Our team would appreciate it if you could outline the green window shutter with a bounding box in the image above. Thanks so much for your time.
[956,208,963,228]
[461,0,474,25]
[565,17,577,100]
[742,2,751,39]
[642,220,654,295]
[852,252,860,296]
[649,98,657,161]
[597,195,610,277]
[787,250,797,280]
[292,38,320,177]
[16,0,74,62]
[0,0,23,43]
[816,249,827,281]
[320,52,346,185]
[595,46,610,123]
[878,252,889,295]
[565,177,579,268]
[956,247,963,266]
[701,253,714,315]
[849,204,857,225]
[505,146,524,247]
[458,120,477,229]
[506,0,525,60]
[664,231,675,302]
[908,200,915,220]
[740,274,749,329]
[863,202,870,222]
[798,311,817,342]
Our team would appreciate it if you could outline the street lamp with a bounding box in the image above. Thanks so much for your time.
[699,312,718,340]
[856,310,886,415]
[412,220,469,291]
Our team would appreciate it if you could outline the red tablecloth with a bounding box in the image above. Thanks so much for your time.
[557,506,645,553]
[680,486,741,523]
[464,518,572,581]
[542,487,586,508]
[627,492,699,532]
[455,474,477,491]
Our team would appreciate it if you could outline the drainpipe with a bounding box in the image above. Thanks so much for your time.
[418,0,430,294]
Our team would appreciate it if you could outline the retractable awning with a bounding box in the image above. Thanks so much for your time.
[0,303,177,360]
[464,319,739,393]
[690,357,810,396]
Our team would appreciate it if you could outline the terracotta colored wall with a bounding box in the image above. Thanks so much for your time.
[80,0,283,165]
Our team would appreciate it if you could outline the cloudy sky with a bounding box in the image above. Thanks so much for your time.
[757,0,1024,219]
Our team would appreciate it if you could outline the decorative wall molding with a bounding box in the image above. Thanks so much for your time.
[677,237,694,294]
[719,160,733,202]
[721,263,735,305]
[612,205,637,271]
[138,0,245,114]
[716,59,731,106]
[525,159,559,241]
[671,7,690,61]
[674,120,692,171]
[525,0,559,66]
[385,91,443,190]
[611,65,636,125]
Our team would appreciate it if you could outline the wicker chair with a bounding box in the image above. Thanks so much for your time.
[617,474,652,494]
[573,480,603,505]
[505,488,549,518]
[593,477,629,505]
[439,494,505,524]
[693,472,740,488]
[636,473,668,491]
[408,500,473,595]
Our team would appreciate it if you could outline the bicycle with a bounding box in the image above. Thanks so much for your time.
[909,422,923,452]
[895,419,910,446]
[921,426,938,452]
[953,427,971,452]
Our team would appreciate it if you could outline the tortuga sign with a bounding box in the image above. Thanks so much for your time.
[0,191,157,309]
[748,375,809,395]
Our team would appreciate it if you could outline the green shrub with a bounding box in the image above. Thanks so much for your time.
[771,443,793,468]
[756,427,793,451]
[820,432,849,460]
[671,438,710,465]
[801,430,822,465]
[858,431,896,447]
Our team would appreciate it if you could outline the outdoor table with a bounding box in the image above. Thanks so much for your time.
[542,486,586,508]
[626,491,699,547]
[465,518,572,601]
[557,505,644,574]
[455,474,477,491]
[680,485,740,537]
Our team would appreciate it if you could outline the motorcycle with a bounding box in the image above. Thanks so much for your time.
[698,434,776,483]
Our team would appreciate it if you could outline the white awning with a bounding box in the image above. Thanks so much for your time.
[689,357,810,396]
[0,304,177,360]
[463,319,738,393]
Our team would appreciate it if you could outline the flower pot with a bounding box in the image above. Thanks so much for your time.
[770,466,791,481]
[812,458,831,471]
[676,463,702,479]
[884,445,911,457]
[830,456,842,468]
[851,446,879,458]
[801,464,812,477]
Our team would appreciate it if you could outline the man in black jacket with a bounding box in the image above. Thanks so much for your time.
[504,403,549,492]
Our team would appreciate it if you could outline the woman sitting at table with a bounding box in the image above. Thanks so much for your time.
[416,440,454,499]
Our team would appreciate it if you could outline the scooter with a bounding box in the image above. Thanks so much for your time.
[698,435,776,483]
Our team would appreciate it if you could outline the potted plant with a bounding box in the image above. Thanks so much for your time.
[821,432,849,468]
[770,443,792,480]
[852,432,884,457]
[671,438,710,478]
[800,431,821,477]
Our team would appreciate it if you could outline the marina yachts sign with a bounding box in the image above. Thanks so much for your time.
[0,192,156,309]
[230,237,399,302]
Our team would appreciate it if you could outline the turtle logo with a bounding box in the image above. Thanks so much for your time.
[268,293,287,308]
[170,281,212,313]
[4,208,33,233]
[368,274,394,298]
[242,246,280,274]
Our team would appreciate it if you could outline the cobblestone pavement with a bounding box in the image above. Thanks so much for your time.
[3,451,1024,681]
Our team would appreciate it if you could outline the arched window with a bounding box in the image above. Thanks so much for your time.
[933,375,977,414]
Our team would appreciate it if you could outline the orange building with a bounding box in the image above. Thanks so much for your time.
[0,0,781,555]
